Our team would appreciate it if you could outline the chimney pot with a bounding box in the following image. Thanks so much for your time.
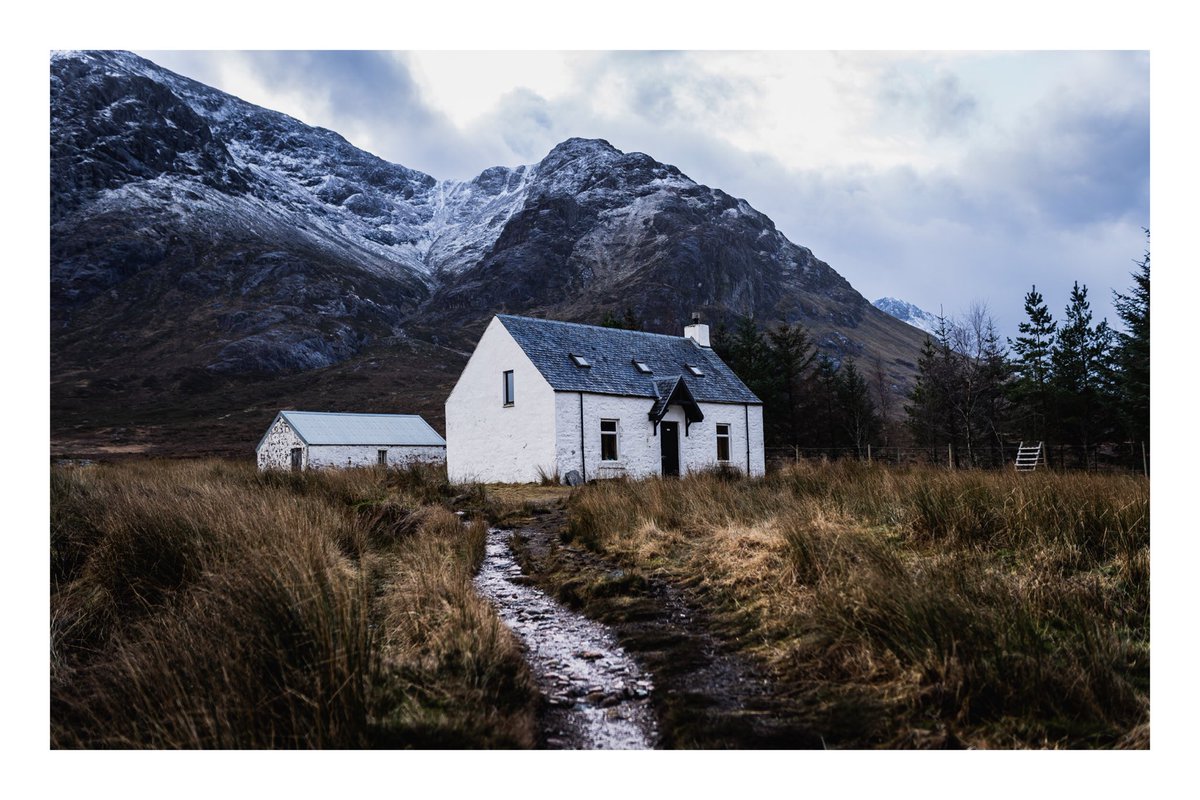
[684,315,710,348]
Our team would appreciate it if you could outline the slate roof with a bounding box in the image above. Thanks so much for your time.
[497,315,761,404]
[273,411,446,447]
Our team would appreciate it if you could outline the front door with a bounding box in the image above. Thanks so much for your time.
[290,447,303,472]
[660,422,680,477]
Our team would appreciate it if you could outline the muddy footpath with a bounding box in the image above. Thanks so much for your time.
[475,508,820,749]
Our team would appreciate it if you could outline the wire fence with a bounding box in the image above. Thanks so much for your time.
[765,441,1149,475]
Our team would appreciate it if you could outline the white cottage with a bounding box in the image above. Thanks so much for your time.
[445,315,764,484]
[256,411,447,471]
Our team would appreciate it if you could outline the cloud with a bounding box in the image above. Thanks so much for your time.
[876,68,979,138]
[137,49,1149,337]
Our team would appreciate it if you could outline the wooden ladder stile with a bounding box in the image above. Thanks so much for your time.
[1015,441,1043,472]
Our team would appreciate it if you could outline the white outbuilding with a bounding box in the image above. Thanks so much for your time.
[256,410,447,471]
[445,314,764,484]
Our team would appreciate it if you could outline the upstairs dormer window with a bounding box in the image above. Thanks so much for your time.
[685,364,705,377]
[632,359,652,374]
[570,353,591,368]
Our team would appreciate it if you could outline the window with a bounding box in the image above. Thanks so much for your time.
[685,364,705,377]
[570,353,591,368]
[632,358,652,374]
[600,419,619,461]
[503,370,515,406]
[716,424,731,462]
[378,449,388,466]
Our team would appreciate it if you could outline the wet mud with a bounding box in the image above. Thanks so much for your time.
[474,527,659,749]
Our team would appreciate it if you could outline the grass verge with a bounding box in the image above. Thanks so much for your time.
[50,459,537,748]
[561,462,1149,749]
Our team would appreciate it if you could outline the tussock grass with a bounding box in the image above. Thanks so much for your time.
[566,462,1149,748]
[50,460,534,749]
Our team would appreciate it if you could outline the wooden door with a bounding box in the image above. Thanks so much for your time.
[660,422,680,477]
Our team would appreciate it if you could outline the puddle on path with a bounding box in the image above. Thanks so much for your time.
[474,527,658,750]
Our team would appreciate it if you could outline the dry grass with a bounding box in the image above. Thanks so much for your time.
[566,462,1149,748]
[50,460,535,749]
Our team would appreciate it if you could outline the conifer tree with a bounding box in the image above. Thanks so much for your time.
[905,334,951,451]
[1113,233,1150,446]
[714,316,778,431]
[766,322,818,446]
[836,357,880,456]
[1008,286,1056,441]
[1051,282,1114,458]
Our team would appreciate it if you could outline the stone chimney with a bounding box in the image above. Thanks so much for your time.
[683,312,710,348]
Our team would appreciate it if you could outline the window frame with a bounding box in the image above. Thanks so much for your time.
[377,449,388,466]
[716,423,731,462]
[600,418,620,462]
[502,369,515,406]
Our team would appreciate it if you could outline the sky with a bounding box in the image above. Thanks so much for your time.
[138,49,1148,339]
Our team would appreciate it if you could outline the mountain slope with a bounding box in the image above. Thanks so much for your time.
[51,50,928,457]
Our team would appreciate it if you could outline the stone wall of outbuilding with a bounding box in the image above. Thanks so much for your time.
[256,415,306,470]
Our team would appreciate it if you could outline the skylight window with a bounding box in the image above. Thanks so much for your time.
[632,359,652,374]
[570,353,591,368]
[685,364,705,377]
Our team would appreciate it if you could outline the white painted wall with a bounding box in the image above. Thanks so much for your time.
[446,317,559,483]
[307,445,446,469]
[697,402,765,477]
[256,415,306,470]
[553,393,765,480]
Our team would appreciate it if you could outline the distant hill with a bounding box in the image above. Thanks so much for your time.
[51,50,929,458]
[873,297,942,337]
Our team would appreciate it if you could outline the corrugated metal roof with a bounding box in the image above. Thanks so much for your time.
[497,315,761,404]
[280,411,446,446]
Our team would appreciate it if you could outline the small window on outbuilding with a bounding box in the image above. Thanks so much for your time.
[503,370,515,406]
[600,419,619,461]
[632,359,652,374]
[570,353,591,368]
[378,449,388,466]
[716,424,731,462]
[685,364,705,377]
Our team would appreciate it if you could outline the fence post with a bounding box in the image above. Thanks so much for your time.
[1141,441,1147,477]
[948,443,954,469]
[867,444,872,464]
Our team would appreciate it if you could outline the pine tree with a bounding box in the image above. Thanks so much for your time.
[836,358,880,457]
[1113,233,1150,446]
[1008,286,1056,441]
[714,316,778,436]
[905,334,951,452]
[1051,282,1114,460]
[766,322,818,446]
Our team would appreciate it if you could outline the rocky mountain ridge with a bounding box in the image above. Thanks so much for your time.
[51,50,928,456]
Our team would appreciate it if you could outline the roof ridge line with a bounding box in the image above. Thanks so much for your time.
[281,410,423,418]
[497,314,691,341]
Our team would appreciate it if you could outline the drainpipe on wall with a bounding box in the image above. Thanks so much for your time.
[745,404,751,476]
[579,392,586,481]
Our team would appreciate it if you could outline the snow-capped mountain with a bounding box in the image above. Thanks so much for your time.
[51,50,929,455]
[873,297,942,336]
